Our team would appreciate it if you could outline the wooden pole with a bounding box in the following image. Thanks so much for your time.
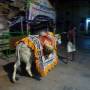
[26,4,28,35]
[21,17,24,35]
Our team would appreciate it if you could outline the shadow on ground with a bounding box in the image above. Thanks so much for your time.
[3,61,41,83]
[3,62,14,82]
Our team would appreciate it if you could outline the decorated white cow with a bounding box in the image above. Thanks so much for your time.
[12,32,61,82]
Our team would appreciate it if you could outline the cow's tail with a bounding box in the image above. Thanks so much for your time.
[15,43,21,65]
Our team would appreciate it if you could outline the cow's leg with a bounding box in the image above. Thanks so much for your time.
[26,61,33,77]
[12,44,21,82]
[21,46,33,77]
[12,60,20,82]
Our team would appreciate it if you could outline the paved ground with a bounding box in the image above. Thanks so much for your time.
[0,49,90,90]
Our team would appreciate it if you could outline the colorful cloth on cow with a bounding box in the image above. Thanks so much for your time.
[39,32,56,50]
[16,33,56,61]
[16,36,44,62]
[16,37,35,50]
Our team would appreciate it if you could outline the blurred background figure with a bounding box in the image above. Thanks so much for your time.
[67,24,76,63]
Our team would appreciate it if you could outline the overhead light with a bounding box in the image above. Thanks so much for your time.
[86,18,90,33]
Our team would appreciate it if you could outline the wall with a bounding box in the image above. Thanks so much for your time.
[0,14,9,35]
[56,1,90,33]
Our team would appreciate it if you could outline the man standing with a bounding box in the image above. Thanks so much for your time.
[67,25,76,62]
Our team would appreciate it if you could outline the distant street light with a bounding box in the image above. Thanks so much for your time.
[86,18,90,33]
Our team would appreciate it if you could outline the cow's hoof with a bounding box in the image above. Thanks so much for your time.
[12,77,19,83]
[30,74,33,77]
[12,79,16,83]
